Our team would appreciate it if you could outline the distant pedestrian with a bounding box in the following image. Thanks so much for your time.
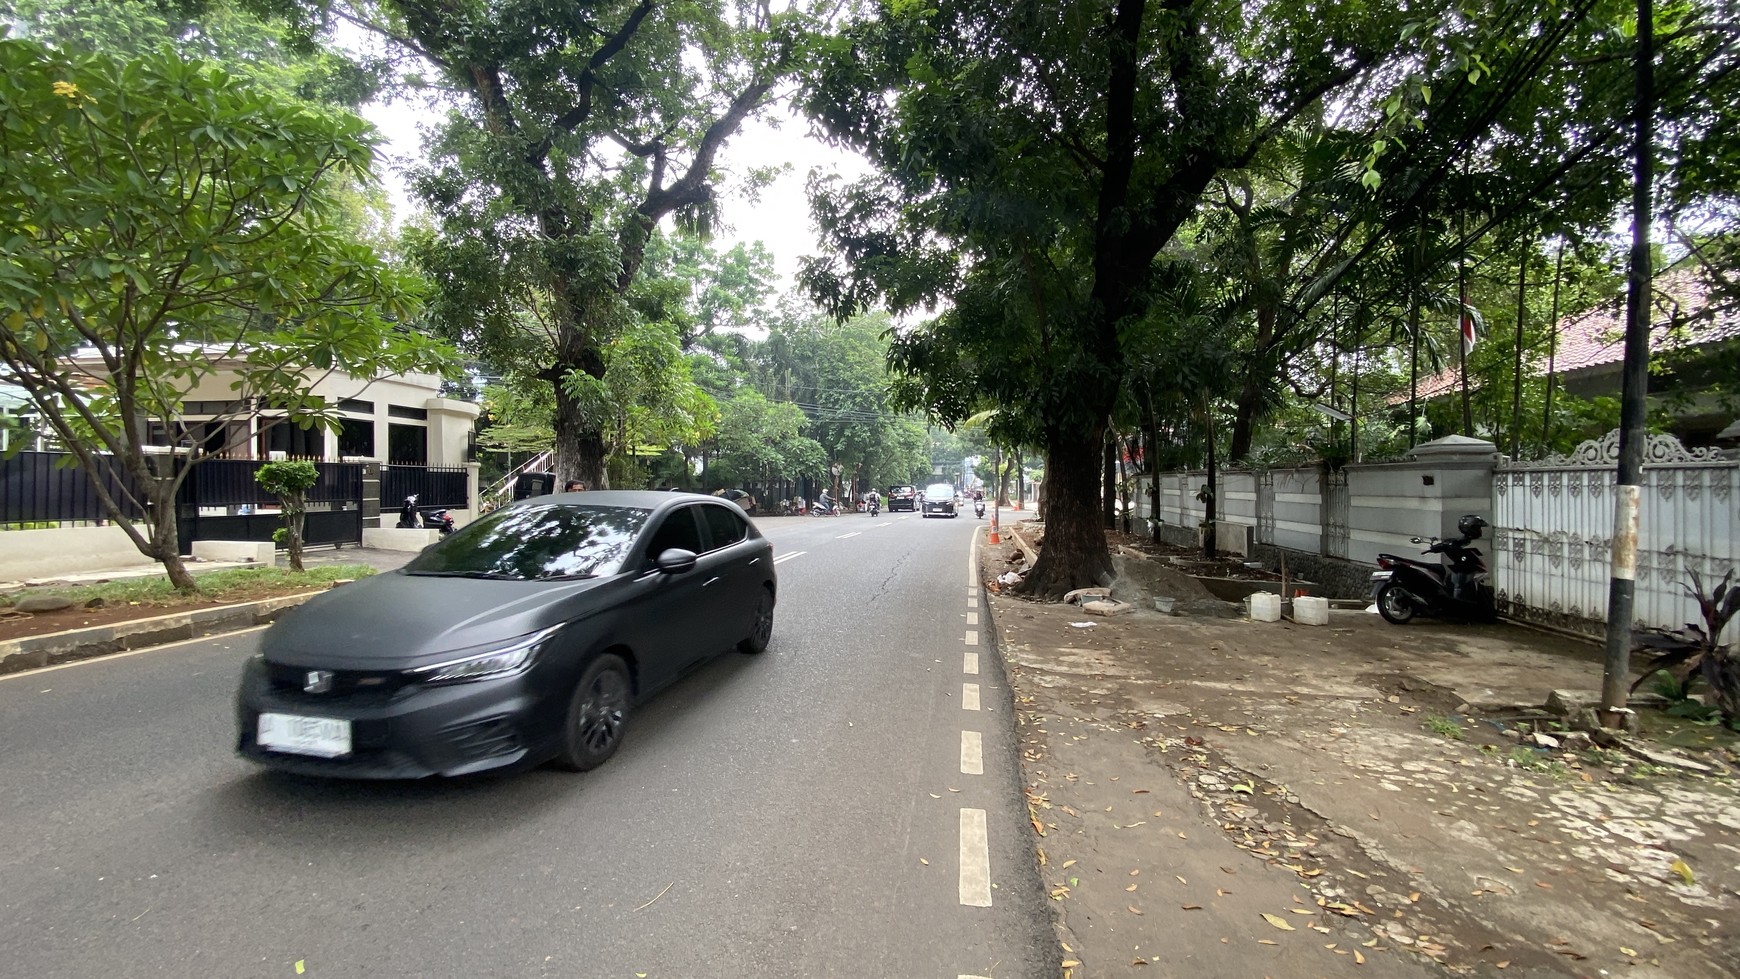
[564,480,586,493]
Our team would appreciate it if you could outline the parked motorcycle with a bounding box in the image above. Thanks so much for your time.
[1371,514,1495,624]
[398,494,455,536]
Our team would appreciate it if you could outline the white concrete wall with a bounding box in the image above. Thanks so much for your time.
[0,526,160,580]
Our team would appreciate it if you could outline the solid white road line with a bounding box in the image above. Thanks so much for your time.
[964,631,978,646]
[836,531,861,539]
[961,683,980,711]
[771,551,807,565]
[960,730,983,775]
[958,808,992,907]
[0,624,269,682]
[963,651,979,675]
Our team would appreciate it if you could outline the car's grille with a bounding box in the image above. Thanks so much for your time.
[266,662,411,702]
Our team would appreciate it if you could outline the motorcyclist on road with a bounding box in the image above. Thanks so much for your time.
[866,489,881,514]
[818,489,836,515]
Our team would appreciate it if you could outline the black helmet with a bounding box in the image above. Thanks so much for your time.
[1457,514,1487,539]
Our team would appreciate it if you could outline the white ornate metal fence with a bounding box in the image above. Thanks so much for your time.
[1492,432,1739,643]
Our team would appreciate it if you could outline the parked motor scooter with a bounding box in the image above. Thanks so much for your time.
[398,494,455,536]
[1370,514,1495,624]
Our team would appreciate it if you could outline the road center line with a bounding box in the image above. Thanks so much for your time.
[771,551,807,565]
[966,611,979,625]
[835,531,861,539]
[963,630,978,646]
[967,597,977,609]
[963,651,979,675]
[961,683,980,710]
[960,730,983,775]
[958,808,992,907]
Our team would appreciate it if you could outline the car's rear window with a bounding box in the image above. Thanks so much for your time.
[404,504,651,580]
[924,484,954,500]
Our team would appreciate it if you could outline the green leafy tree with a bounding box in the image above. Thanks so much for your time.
[0,38,450,591]
[254,459,319,571]
[800,0,1418,596]
[278,0,811,489]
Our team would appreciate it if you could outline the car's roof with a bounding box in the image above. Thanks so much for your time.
[538,490,729,509]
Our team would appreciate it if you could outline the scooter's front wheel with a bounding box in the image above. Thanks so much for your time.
[1375,582,1417,625]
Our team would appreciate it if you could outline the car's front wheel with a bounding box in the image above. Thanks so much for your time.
[739,587,774,654]
[555,654,631,772]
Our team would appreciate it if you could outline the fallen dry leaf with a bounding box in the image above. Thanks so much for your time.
[1061,859,1077,869]
[1408,892,1421,903]
[1258,939,1279,946]
[1127,906,1144,916]
[1129,869,1140,876]
[1261,913,1296,931]
[1620,946,1637,957]
[1354,949,1366,965]
[1669,858,1695,885]
[1181,904,1202,910]
[1061,960,1081,969]
[919,858,929,866]
[1126,883,1138,892]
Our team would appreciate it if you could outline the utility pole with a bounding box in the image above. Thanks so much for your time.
[1601,0,1655,727]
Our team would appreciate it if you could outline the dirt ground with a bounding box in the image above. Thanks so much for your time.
[983,520,1740,979]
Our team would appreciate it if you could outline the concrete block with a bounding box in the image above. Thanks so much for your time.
[192,540,277,565]
[1214,521,1255,557]
[1293,596,1330,626]
[362,527,441,551]
[1248,592,1281,622]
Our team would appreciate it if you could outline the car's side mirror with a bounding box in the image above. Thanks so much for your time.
[655,548,698,575]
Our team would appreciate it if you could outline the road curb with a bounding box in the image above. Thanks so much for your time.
[0,591,322,676]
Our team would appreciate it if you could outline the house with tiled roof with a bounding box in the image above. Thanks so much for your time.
[1413,270,1740,445]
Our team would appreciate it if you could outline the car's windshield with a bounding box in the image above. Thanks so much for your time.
[404,503,650,580]
[924,484,954,500]
[892,485,914,494]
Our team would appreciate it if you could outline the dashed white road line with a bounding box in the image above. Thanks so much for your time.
[835,531,861,539]
[963,651,979,675]
[958,808,992,907]
[967,597,977,609]
[966,611,979,625]
[959,730,983,775]
[876,521,893,527]
[961,683,980,711]
[771,551,807,565]
[963,631,978,646]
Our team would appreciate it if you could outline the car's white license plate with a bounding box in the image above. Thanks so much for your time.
[257,712,351,758]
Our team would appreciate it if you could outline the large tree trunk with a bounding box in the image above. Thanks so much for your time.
[551,339,611,488]
[1019,427,1114,599]
[1228,306,1277,462]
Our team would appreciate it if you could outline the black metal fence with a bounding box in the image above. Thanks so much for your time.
[175,458,365,554]
[0,451,146,526]
[382,464,469,509]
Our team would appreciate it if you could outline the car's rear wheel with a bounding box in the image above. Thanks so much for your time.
[555,654,631,771]
[739,587,774,654]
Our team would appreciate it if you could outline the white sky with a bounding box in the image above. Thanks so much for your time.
[358,97,870,292]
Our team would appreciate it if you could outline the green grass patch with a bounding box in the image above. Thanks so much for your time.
[1,564,377,610]
[1423,714,1466,741]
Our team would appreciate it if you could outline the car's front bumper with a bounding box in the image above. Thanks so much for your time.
[234,655,558,779]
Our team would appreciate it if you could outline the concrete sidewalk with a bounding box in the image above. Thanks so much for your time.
[982,521,1739,979]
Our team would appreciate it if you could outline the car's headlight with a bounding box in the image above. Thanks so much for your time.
[406,627,559,685]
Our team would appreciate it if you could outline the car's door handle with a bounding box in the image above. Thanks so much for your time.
[702,576,722,587]
[749,557,761,566]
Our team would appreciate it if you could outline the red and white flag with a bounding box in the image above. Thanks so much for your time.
[1460,309,1477,354]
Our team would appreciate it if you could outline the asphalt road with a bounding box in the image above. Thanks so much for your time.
[0,509,1053,979]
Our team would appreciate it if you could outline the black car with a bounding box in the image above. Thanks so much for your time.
[920,482,958,518]
[235,492,776,779]
[887,484,918,511]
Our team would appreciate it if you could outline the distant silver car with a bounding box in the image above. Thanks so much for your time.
[921,482,958,518]
[236,492,776,779]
